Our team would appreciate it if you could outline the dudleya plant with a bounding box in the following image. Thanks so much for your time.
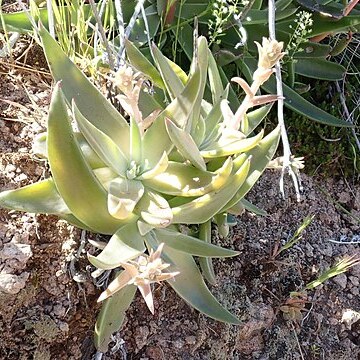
[0,28,281,351]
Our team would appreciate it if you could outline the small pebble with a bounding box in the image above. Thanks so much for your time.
[185,336,196,345]
[332,274,347,289]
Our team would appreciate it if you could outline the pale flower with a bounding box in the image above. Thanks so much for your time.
[255,37,285,70]
[97,243,179,314]
[113,66,138,96]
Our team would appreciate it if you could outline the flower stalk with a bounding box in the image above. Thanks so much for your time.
[268,0,302,201]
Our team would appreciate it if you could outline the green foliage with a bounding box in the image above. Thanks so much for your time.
[306,255,360,290]
[0,26,281,351]
[1,0,358,126]
[286,79,360,177]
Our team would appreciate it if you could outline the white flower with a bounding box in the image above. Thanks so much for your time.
[98,243,179,314]
[254,37,285,69]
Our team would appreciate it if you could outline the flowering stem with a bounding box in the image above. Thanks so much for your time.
[268,0,301,201]
[233,78,262,129]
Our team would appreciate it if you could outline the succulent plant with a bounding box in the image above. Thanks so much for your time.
[0,27,281,351]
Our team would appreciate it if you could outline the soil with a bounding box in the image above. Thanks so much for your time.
[1,32,360,360]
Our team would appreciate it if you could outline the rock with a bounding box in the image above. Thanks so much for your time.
[338,191,351,204]
[319,243,333,257]
[332,274,347,289]
[185,336,196,345]
[0,242,32,260]
[350,287,359,296]
[349,276,359,287]
[0,272,29,294]
[0,242,32,264]
[236,305,274,354]
[134,326,150,351]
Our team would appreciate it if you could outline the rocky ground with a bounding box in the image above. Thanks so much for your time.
[0,32,359,360]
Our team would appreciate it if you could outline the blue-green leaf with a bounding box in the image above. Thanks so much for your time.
[47,83,127,234]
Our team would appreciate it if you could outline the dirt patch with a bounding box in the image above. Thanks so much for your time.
[0,37,359,360]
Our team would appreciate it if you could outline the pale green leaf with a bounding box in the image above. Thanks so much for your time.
[146,234,240,324]
[93,167,118,190]
[241,104,273,136]
[39,27,130,154]
[143,157,232,197]
[152,43,185,99]
[125,39,164,89]
[154,227,239,257]
[172,156,250,224]
[94,283,136,352]
[137,151,169,180]
[108,178,144,220]
[0,178,70,215]
[165,118,206,171]
[73,102,128,175]
[208,49,224,104]
[33,132,106,169]
[203,86,230,143]
[47,83,126,235]
[130,117,142,164]
[223,126,281,211]
[136,190,173,228]
[88,223,145,270]
[200,130,263,158]
[198,221,217,284]
[142,70,202,168]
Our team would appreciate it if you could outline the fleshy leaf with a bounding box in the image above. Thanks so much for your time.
[130,117,142,164]
[33,132,106,169]
[172,156,250,224]
[165,118,206,171]
[153,228,239,257]
[73,102,128,175]
[241,104,273,136]
[125,39,164,89]
[208,49,224,103]
[39,27,131,154]
[240,198,267,216]
[202,86,230,143]
[88,223,145,270]
[146,234,240,324]
[107,178,145,220]
[200,130,264,158]
[143,158,232,197]
[94,283,137,352]
[295,59,346,81]
[198,221,217,284]
[0,178,70,215]
[47,83,125,234]
[152,43,185,99]
[93,167,118,190]
[137,151,169,180]
[142,70,202,168]
[223,126,281,211]
[136,190,173,228]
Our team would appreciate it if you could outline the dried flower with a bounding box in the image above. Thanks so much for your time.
[98,243,179,314]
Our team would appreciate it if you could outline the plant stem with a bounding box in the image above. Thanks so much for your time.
[46,0,55,38]
[268,0,301,201]
[89,0,115,70]
[114,0,125,66]
[117,0,147,67]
